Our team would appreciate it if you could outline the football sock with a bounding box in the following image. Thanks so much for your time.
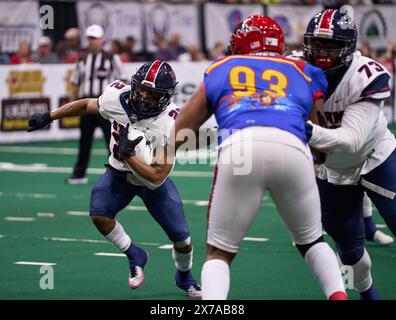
[201,259,230,300]
[105,221,146,267]
[172,248,193,272]
[304,242,346,299]
[360,286,380,300]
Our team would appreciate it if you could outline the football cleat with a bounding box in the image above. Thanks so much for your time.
[65,176,88,185]
[128,265,145,289]
[128,251,149,289]
[371,230,394,246]
[175,270,202,298]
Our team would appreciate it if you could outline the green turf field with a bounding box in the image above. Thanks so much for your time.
[1,126,396,300]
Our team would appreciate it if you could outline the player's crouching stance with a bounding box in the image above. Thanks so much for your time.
[26,61,201,298]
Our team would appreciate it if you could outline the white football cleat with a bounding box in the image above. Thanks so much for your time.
[128,265,145,289]
[372,230,394,246]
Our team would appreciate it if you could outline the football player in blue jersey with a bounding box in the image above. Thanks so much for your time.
[304,8,396,299]
[26,61,201,298]
[172,15,347,300]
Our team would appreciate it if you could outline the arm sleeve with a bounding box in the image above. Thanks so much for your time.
[308,101,381,153]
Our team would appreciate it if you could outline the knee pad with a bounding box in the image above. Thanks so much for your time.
[337,244,364,266]
[174,236,191,248]
[295,236,324,258]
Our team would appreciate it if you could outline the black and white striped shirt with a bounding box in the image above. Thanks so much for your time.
[70,50,127,98]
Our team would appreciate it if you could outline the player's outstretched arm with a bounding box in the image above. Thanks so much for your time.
[27,98,99,132]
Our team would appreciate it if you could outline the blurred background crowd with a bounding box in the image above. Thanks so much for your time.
[1,0,395,69]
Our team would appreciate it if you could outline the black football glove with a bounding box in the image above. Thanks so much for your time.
[27,112,53,132]
[118,123,144,159]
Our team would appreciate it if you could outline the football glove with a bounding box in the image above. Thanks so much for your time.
[27,112,53,132]
[118,123,144,159]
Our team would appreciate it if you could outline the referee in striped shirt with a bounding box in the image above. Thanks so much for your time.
[67,24,127,184]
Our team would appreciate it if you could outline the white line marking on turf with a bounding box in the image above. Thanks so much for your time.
[158,244,174,249]
[243,237,269,242]
[94,253,124,257]
[376,224,387,229]
[14,261,56,266]
[0,146,216,161]
[37,212,55,218]
[43,237,107,244]
[0,146,107,156]
[138,242,161,246]
[126,206,147,211]
[182,200,209,206]
[0,162,213,177]
[0,192,57,199]
[5,217,36,222]
[66,211,89,216]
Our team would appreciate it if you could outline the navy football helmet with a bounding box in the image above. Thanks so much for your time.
[303,9,357,73]
[130,60,177,119]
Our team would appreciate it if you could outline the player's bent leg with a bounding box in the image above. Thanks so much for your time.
[139,179,201,297]
[270,147,346,300]
[201,244,236,300]
[90,169,148,289]
[172,237,201,298]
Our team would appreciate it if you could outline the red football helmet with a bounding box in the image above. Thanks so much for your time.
[227,15,285,55]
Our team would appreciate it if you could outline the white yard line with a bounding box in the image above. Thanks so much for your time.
[0,146,216,161]
[243,237,269,242]
[66,211,89,216]
[42,237,107,244]
[14,261,56,266]
[158,244,173,249]
[94,253,124,257]
[0,162,213,177]
[37,212,55,218]
[5,217,36,222]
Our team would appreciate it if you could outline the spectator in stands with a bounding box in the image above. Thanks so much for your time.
[32,36,59,64]
[110,39,130,63]
[56,28,82,64]
[169,32,187,57]
[153,34,178,61]
[9,40,34,64]
[123,36,145,62]
[178,44,206,62]
[208,42,226,60]
[0,43,9,64]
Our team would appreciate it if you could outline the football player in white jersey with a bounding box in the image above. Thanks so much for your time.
[304,9,396,299]
[26,60,201,298]
[288,51,394,247]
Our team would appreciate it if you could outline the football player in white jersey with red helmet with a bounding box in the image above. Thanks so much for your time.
[27,60,201,298]
[304,8,396,299]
